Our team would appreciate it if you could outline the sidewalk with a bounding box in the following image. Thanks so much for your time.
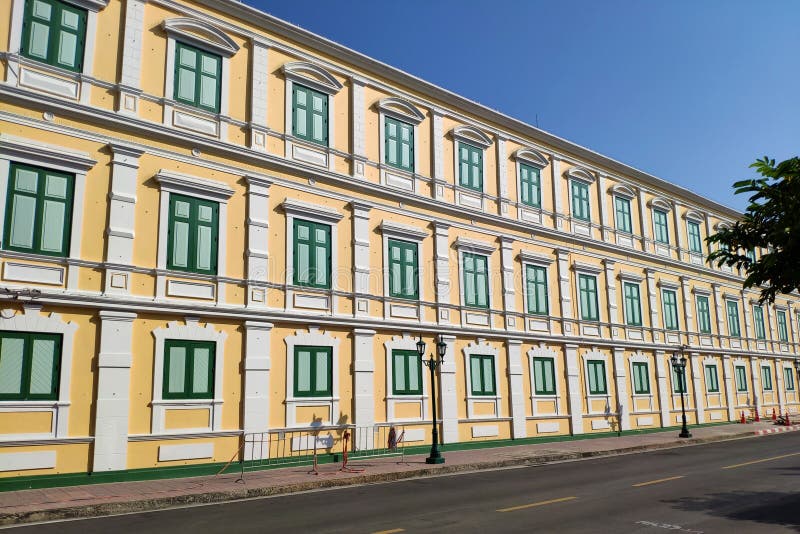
[1,421,794,526]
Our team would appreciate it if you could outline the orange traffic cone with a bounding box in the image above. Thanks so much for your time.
[755,409,760,422]
[772,408,777,421]
[740,411,746,424]
[786,412,791,426]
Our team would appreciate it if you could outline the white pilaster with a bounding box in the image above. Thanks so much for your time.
[249,38,270,151]
[500,237,516,330]
[722,355,736,421]
[750,356,761,415]
[351,75,367,179]
[432,107,445,200]
[612,346,630,431]
[351,201,372,317]
[104,143,143,296]
[565,344,583,434]
[690,351,705,424]
[439,334,459,443]
[353,328,376,447]
[551,157,564,229]
[680,276,694,339]
[556,248,573,335]
[712,284,725,344]
[243,321,272,460]
[93,310,136,472]
[117,0,145,114]
[434,222,451,325]
[645,269,659,334]
[603,259,618,334]
[655,350,670,427]
[638,189,650,253]
[245,176,272,307]
[507,340,526,438]
[597,173,609,241]
[496,135,508,216]
[776,358,787,414]
[741,290,753,351]
[672,203,685,261]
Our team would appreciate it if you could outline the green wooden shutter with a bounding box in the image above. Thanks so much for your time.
[293,220,331,289]
[696,296,711,333]
[615,196,631,233]
[526,265,548,315]
[687,221,702,253]
[624,283,642,326]
[21,0,87,72]
[778,311,788,342]
[167,195,218,275]
[633,362,649,394]
[174,42,221,113]
[727,301,740,337]
[0,334,25,398]
[663,290,678,330]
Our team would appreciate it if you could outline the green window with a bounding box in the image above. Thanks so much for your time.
[784,368,795,391]
[571,180,590,221]
[623,282,642,326]
[388,239,418,300]
[735,366,747,392]
[578,274,599,321]
[3,163,74,257]
[384,117,414,172]
[705,365,719,393]
[671,364,687,393]
[525,264,548,315]
[696,295,711,334]
[777,311,788,342]
[0,331,61,401]
[174,42,221,113]
[614,196,632,233]
[294,346,332,397]
[587,360,607,395]
[292,84,328,146]
[458,142,483,191]
[632,362,649,395]
[762,367,773,391]
[167,194,219,275]
[726,300,741,337]
[662,289,679,331]
[462,253,489,308]
[687,221,702,253]
[753,306,766,340]
[746,249,757,264]
[392,349,422,395]
[519,164,541,207]
[533,357,556,395]
[653,209,669,244]
[21,0,86,72]
[163,340,215,399]
[293,219,331,289]
[469,354,496,396]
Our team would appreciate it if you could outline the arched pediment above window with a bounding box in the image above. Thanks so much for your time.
[513,148,549,168]
[66,0,109,11]
[609,183,637,199]
[282,61,343,95]
[375,97,425,125]
[648,196,673,212]
[162,18,239,57]
[684,209,705,222]
[451,125,493,148]
[565,167,595,183]
[714,221,733,231]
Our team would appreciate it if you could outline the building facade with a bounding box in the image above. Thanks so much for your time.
[0,0,798,478]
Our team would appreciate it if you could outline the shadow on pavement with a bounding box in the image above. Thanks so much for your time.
[665,490,800,531]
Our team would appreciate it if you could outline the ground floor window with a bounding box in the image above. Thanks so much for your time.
[735,366,748,392]
[163,340,215,399]
[392,349,422,395]
[294,346,333,397]
[632,362,649,394]
[0,331,61,400]
[533,357,556,395]
[470,354,496,396]
[587,360,607,395]
[705,365,719,393]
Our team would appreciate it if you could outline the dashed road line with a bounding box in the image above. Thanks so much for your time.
[496,496,577,512]
[632,475,685,487]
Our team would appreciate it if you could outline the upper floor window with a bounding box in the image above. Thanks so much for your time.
[687,220,702,253]
[174,42,221,113]
[3,162,74,257]
[21,0,86,72]
[293,219,331,289]
[388,239,418,300]
[753,305,766,340]
[458,142,483,191]
[662,288,679,331]
[746,249,757,264]
[653,209,669,244]
[167,194,218,275]
[292,84,328,146]
[777,310,789,342]
[0,331,62,401]
[571,180,590,221]
[614,196,632,234]
[623,281,642,327]
[578,273,599,321]
[525,264,548,315]
[726,300,741,337]
[384,117,413,172]
[163,340,214,400]
[462,252,489,308]
[519,164,541,208]
[696,294,712,334]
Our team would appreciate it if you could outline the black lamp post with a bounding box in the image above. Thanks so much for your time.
[795,358,800,385]
[418,335,446,464]
[670,345,692,438]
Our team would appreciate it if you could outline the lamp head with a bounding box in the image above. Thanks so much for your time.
[416,337,426,358]
[437,339,447,360]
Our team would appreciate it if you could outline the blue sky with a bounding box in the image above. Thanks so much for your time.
[250,0,799,212]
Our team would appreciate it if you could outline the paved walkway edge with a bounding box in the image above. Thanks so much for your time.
[0,428,761,526]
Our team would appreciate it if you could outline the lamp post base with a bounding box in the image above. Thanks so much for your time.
[679,429,692,438]
[425,456,445,464]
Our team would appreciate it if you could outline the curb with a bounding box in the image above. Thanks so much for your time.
[754,424,800,436]
[0,428,766,526]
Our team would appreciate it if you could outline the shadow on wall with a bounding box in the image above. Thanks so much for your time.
[664,489,800,530]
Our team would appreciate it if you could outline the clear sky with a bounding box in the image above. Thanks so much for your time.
[249,0,799,212]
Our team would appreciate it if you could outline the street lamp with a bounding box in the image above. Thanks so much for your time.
[794,358,800,385]
[670,345,692,438]
[418,335,447,464]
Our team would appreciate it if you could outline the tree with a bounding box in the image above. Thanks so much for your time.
[706,156,800,304]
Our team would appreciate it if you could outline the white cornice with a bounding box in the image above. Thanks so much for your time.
[658,280,680,290]
[379,221,429,242]
[565,167,596,184]
[0,133,96,171]
[518,250,554,266]
[451,126,492,148]
[282,61,343,95]
[513,148,549,168]
[162,18,239,57]
[649,197,674,212]
[375,97,424,125]
[618,271,644,283]
[281,198,343,223]
[454,237,496,255]
[155,169,234,201]
[64,0,108,11]
[572,262,603,275]
[610,184,637,199]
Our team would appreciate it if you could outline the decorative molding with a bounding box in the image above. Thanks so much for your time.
[453,236,496,255]
[462,339,501,420]
[281,198,343,224]
[282,61,343,95]
[648,196,673,212]
[451,125,492,148]
[572,261,603,275]
[162,18,239,57]
[375,97,424,125]
[609,184,637,199]
[565,167,596,184]
[155,169,235,201]
[0,134,96,172]
[379,221,429,242]
[513,147,549,168]
[284,327,341,427]
[518,249,554,266]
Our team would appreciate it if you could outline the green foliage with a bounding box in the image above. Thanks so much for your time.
[706,156,800,303]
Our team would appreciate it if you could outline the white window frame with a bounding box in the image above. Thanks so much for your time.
[610,184,636,243]
[384,333,429,423]
[284,327,340,427]
[573,262,603,324]
[528,343,562,416]
[693,287,713,336]
[451,125,492,211]
[513,148,548,212]
[380,221,428,321]
[376,97,424,193]
[702,357,722,399]
[454,237,496,327]
[582,349,610,413]
[283,61,343,171]
[649,197,673,255]
[684,210,705,262]
[566,168,595,236]
[761,363,774,392]
[519,250,553,318]
[659,281,681,332]
[154,169,234,302]
[619,271,644,329]
[463,339,501,420]
[7,0,107,104]
[151,317,227,434]
[162,18,239,139]
[0,134,94,291]
[0,304,77,441]
[629,352,653,412]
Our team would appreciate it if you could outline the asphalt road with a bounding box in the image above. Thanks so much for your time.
[9,432,800,533]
